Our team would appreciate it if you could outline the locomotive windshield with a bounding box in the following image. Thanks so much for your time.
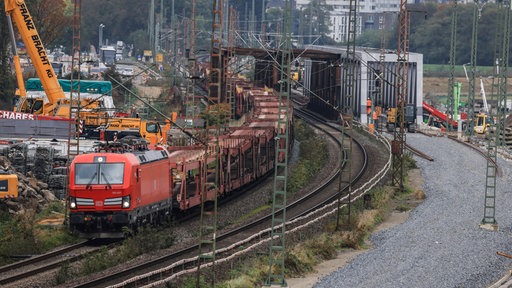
[75,163,125,185]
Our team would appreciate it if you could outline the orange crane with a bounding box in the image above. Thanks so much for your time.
[4,0,168,145]
[6,13,26,100]
[5,0,68,117]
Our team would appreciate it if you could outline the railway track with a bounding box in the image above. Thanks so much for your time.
[0,240,121,287]
[7,124,499,287]
[382,126,505,175]
[447,135,503,177]
[66,110,392,288]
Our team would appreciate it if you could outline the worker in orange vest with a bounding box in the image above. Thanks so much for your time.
[366,98,372,114]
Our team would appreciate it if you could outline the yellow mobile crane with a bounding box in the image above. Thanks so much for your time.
[4,0,168,145]
[6,12,26,101]
[5,0,70,117]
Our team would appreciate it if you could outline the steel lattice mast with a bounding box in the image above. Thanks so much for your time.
[226,6,236,120]
[481,0,510,230]
[68,0,81,158]
[445,0,457,132]
[391,0,409,191]
[65,0,82,227]
[266,0,291,286]
[336,0,357,230]
[465,1,485,137]
[185,0,197,123]
[196,1,223,286]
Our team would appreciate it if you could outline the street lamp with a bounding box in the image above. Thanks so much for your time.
[98,24,105,52]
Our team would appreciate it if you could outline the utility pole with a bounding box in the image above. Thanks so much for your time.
[185,0,197,122]
[196,1,223,287]
[377,13,387,133]
[445,0,457,132]
[250,0,255,47]
[336,0,357,230]
[465,1,486,137]
[171,0,176,86]
[68,0,81,158]
[266,0,292,286]
[160,0,163,52]
[149,0,155,60]
[227,6,236,119]
[481,0,509,231]
[391,0,409,192]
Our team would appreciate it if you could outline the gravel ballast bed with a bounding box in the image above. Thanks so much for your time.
[315,134,512,288]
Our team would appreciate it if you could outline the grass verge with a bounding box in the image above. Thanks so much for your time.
[0,200,76,266]
[208,152,424,287]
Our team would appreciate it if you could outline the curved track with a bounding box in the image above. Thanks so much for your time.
[68,110,392,288]
[0,240,121,287]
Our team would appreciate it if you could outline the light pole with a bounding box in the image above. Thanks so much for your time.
[98,24,105,52]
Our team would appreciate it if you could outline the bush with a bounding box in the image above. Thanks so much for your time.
[287,120,328,194]
[0,205,72,265]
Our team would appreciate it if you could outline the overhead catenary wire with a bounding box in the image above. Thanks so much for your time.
[107,75,207,146]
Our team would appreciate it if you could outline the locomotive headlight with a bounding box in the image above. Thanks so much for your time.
[69,197,77,209]
[122,196,130,208]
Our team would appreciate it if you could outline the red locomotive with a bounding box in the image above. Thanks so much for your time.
[68,139,173,238]
[68,85,293,239]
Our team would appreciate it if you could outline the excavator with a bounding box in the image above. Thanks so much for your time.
[4,0,168,145]
[0,173,18,199]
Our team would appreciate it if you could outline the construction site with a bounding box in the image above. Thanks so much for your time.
[2,0,512,287]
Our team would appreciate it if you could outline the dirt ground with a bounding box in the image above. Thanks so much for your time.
[286,169,424,288]
[422,76,512,100]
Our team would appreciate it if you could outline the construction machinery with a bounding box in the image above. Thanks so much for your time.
[474,78,493,134]
[0,173,18,199]
[4,0,169,145]
[5,0,111,123]
[474,113,494,134]
[387,103,417,133]
[422,101,467,130]
[6,0,76,118]
[96,118,171,145]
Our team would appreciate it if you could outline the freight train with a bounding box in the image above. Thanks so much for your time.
[68,84,293,238]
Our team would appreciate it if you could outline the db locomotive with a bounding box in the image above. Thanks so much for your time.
[68,84,293,238]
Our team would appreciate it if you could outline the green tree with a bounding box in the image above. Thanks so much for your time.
[381,2,505,65]
[0,0,70,110]
[0,8,15,110]
[301,0,333,45]
[26,0,71,47]
[356,30,382,47]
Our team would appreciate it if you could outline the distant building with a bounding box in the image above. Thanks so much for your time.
[301,45,423,124]
[294,0,401,43]
[265,0,403,43]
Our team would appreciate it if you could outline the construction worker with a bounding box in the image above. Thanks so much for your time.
[366,98,372,114]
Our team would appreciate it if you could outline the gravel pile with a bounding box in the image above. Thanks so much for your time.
[315,133,512,288]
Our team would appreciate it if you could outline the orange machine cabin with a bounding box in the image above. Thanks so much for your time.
[0,174,18,198]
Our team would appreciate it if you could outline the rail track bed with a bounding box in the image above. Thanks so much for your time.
[0,111,392,288]
[63,111,391,288]
[0,240,121,288]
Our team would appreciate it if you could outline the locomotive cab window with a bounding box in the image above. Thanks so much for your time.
[75,163,125,185]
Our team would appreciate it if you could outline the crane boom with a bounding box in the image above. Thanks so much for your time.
[5,0,65,114]
[7,15,26,98]
[480,78,488,114]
